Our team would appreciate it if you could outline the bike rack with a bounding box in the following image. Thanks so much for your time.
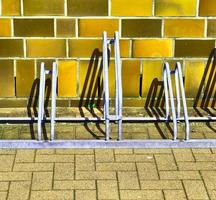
[0,31,215,148]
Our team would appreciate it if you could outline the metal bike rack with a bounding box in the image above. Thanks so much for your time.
[0,31,215,148]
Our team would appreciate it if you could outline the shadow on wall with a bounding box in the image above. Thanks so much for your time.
[194,48,216,115]
[27,78,51,139]
[79,48,110,138]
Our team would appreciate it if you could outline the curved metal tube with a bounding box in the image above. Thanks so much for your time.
[175,62,190,140]
[103,31,110,141]
[163,62,178,140]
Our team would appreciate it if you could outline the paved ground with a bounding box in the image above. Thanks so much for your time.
[0,107,215,199]
[0,148,216,200]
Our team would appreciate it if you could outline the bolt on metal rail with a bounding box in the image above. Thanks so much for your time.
[0,31,215,148]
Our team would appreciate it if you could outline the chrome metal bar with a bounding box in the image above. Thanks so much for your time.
[175,68,181,118]
[37,62,45,141]
[176,62,190,140]
[115,31,123,140]
[1,139,216,148]
[50,62,57,141]
[163,68,169,119]
[164,62,178,140]
[103,31,110,141]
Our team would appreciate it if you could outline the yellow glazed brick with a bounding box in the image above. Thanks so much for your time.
[122,19,161,37]
[111,0,152,16]
[0,60,14,97]
[122,60,140,97]
[68,0,108,16]
[155,0,196,16]
[200,0,216,16]
[175,40,215,57]
[57,19,75,37]
[0,39,23,57]
[185,61,205,98]
[58,60,77,97]
[164,19,204,38]
[23,0,64,16]
[207,20,216,37]
[142,60,162,97]
[0,19,11,37]
[69,39,102,58]
[16,60,35,97]
[69,39,130,58]
[2,0,20,16]
[133,39,173,58]
[27,39,66,57]
[79,19,119,37]
[14,19,54,37]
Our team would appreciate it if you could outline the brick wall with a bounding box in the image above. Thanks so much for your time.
[0,0,215,107]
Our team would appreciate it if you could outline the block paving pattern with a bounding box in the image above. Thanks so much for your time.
[0,148,215,199]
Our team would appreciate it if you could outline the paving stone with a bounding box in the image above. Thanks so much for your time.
[0,172,31,181]
[95,149,114,162]
[159,171,201,180]
[183,180,209,199]
[54,163,74,180]
[0,182,9,191]
[120,190,163,199]
[75,190,96,200]
[36,149,55,155]
[0,192,7,200]
[35,154,74,162]
[140,180,183,190]
[30,191,74,200]
[134,149,172,154]
[96,163,136,171]
[115,154,154,162]
[118,171,140,189]
[178,162,216,170]
[155,154,177,170]
[114,149,133,154]
[193,153,216,161]
[0,150,16,155]
[192,148,212,154]
[0,155,14,172]
[163,190,187,200]
[76,171,116,180]
[13,163,53,171]
[75,155,95,171]
[136,163,159,180]
[15,150,35,162]
[54,180,95,190]
[172,149,195,162]
[8,181,31,200]
[201,171,216,179]
[32,172,53,190]
[97,180,119,200]
[56,149,94,154]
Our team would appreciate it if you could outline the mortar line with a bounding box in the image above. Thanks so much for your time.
[204,18,208,38]
[23,38,27,58]
[11,18,14,37]
[54,18,57,38]
[152,0,155,16]
[64,0,68,16]
[161,19,164,38]
[75,18,79,38]
[0,0,2,15]
[196,0,200,17]
[108,0,111,16]
[20,0,24,16]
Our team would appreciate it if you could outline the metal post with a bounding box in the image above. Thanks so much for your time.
[37,62,45,141]
[176,62,190,140]
[103,31,110,141]
[175,69,181,118]
[163,68,169,119]
[115,31,123,140]
[164,62,177,140]
[51,62,57,141]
